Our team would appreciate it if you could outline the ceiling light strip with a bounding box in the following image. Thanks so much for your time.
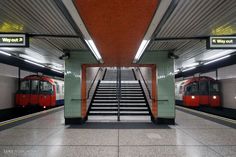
[204,55,231,65]
[51,69,64,74]
[182,67,196,72]
[0,50,11,56]
[24,59,45,68]
[62,0,102,62]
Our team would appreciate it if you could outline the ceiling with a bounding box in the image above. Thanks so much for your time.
[0,0,235,71]
[0,0,88,71]
[75,0,159,66]
[147,0,236,70]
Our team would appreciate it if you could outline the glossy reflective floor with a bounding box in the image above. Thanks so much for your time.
[0,109,236,157]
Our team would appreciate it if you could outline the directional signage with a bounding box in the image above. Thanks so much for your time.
[0,34,29,47]
[207,36,236,49]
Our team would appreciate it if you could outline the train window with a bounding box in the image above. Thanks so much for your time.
[20,80,30,92]
[40,81,53,94]
[185,82,198,95]
[31,80,39,94]
[55,82,60,93]
[210,82,220,94]
[199,81,208,95]
[62,85,64,93]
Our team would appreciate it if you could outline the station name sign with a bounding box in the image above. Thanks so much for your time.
[0,34,29,47]
[207,36,236,49]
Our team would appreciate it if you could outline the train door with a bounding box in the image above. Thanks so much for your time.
[183,82,199,107]
[39,81,54,107]
[16,80,31,107]
[29,80,40,106]
[199,80,209,105]
[209,81,221,107]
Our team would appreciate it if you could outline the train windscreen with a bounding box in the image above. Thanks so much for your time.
[209,81,220,95]
[185,82,198,95]
[199,81,209,95]
[20,80,30,93]
[31,80,39,94]
[40,81,53,94]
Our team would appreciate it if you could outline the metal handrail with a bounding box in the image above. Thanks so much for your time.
[86,67,103,100]
[116,67,121,121]
[136,67,157,101]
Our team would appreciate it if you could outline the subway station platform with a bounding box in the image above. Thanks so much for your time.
[0,107,236,157]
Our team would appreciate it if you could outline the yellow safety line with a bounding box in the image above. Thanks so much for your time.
[176,105,236,124]
[0,106,64,127]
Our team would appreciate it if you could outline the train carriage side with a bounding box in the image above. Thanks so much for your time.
[16,75,60,108]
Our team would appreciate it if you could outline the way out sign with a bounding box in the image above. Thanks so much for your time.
[0,34,29,47]
[207,36,236,49]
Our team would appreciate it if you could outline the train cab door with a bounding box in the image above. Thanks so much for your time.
[39,81,54,108]
[209,81,221,107]
[16,80,31,107]
[183,82,199,107]
[29,80,40,106]
[198,80,209,106]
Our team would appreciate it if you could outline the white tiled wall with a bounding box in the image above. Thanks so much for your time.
[0,63,36,110]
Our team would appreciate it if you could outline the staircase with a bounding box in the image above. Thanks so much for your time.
[87,68,151,121]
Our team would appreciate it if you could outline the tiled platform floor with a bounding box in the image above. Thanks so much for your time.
[0,109,236,157]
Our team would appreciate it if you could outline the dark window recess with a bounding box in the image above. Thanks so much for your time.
[40,81,53,94]
[31,80,39,94]
[199,81,209,95]
[185,82,198,95]
[210,81,220,95]
[19,80,30,94]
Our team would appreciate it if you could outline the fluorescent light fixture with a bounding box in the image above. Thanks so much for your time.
[204,55,230,65]
[204,50,233,60]
[182,67,196,72]
[85,40,102,60]
[51,69,64,74]
[182,62,199,68]
[0,50,11,56]
[134,40,150,62]
[24,59,45,68]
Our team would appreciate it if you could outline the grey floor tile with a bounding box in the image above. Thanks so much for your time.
[210,146,236,157]
[0,128,59,145]
[119,129,202,146]
[119,146,222,157]
[39,129,118,146]
[23,146,118,157]
[0,146,33,157]
[182,128,236,145]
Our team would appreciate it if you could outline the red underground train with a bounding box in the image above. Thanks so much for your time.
[16,75,64,109]
[175,76,221,107]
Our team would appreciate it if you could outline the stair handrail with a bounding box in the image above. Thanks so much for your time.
[86,67,105,100]
[116,67,121,121]
[136,67,156,101]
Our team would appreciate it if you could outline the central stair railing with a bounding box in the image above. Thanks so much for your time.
[116,67,121,121]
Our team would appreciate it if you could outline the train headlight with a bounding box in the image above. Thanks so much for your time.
[191,96,195,99]
[213,96,217,99]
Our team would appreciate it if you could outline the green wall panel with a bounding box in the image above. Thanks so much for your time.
[64,51,98,118]
[139,51,175,119]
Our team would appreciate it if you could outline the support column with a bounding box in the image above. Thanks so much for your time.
[139,51,175,124]
[64,50,98,124]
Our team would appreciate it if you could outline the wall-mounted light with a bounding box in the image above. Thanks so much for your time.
[182,67,196,72]
[24,59,45,68]
[0,50,11,56]
[85,40,102,61]
[134,40,150,62]
[204,55,230,65]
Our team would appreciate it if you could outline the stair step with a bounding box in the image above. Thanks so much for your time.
[90,108,148,111]
[94,97,145,100]
[92,100,146,103]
